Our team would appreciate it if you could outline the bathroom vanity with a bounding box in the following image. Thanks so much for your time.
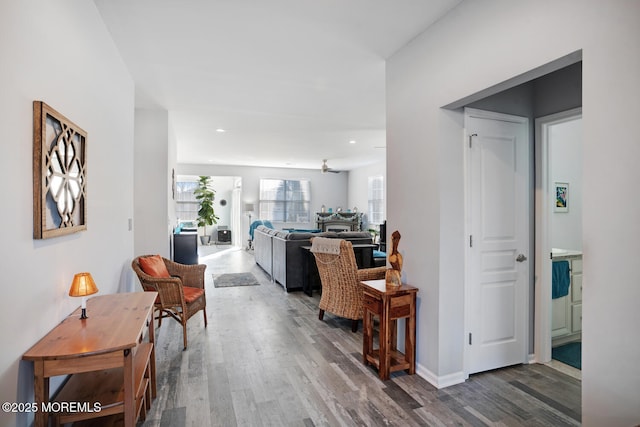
[551,249,582,345]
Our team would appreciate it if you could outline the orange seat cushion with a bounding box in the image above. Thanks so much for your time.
[139,255,170,278]
[183,286,205,303]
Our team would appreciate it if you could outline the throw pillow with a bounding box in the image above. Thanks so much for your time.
[183,286,205,303]
[139,255,170,278]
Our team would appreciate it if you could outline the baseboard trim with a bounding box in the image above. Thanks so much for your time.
[414,355,539,389]
[416,363,466,389]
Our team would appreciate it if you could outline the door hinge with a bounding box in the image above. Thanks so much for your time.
[469,235,473,248]
[469,333,473,345]
[468,133,477,148]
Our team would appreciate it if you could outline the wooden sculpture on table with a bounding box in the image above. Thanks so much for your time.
[385,230,403,287]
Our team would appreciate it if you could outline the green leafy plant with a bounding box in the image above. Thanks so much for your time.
[368,227,379,242]
[194,176,219,238]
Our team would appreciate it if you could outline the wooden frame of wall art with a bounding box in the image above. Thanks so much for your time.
[33,101,88,239]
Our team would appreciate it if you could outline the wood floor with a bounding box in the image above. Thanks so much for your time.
[140,247,581,427]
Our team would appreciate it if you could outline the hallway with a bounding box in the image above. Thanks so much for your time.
[141,247,581,426]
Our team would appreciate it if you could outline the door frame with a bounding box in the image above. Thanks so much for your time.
[463,107,530,376]
[533,107,582,363]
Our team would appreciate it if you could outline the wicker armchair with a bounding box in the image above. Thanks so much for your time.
[312,239,386,332]
[132,255,208,350]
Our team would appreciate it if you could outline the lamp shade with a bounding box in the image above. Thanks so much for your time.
[69,272,99,297]
[244,203,255,212]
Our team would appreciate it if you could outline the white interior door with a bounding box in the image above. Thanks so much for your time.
[465,108,530,375]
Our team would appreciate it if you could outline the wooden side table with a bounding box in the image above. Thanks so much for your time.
[360,279,418,380]
[23,292,157,427]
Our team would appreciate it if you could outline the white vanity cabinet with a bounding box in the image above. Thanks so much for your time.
[551,254,582,344]
[570,258,582,333]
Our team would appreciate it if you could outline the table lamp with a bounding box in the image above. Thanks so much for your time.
[69,272,99,319]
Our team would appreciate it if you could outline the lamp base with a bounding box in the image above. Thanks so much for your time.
[80,308,88,319]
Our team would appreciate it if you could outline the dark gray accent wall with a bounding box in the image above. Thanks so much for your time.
[466,81,535,117]
[465,61,582,118]
[533,62,582,117]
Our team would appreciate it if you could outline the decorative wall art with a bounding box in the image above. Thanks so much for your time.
[554,182,569,213]
[33,101,87,239]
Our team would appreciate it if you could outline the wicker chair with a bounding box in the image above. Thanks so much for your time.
[132,255,208,350]
[312,239,386,332]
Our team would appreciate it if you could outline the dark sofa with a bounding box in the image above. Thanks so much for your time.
[253,225,373,292]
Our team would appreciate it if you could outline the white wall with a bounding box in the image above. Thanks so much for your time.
[0,1,134,425]
[208,176,237,233]
[347,160,386,230]
[550,118,583,251]
[387,1,640,425]
[168,117,178,239]
[134,109,170,257]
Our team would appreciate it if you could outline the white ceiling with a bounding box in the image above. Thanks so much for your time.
[94,0,461,171]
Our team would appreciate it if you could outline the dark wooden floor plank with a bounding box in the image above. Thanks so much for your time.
[510,380,581,423]
[207,362,237,427]
[159,407,186,427]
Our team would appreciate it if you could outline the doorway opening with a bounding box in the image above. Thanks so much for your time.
[175,174,243,252]
[448,51,583,379]
[535,109,583,379]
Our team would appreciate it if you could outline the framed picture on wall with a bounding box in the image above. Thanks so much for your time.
[554,182,569,213]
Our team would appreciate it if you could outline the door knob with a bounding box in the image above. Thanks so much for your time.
[516,254,527,262]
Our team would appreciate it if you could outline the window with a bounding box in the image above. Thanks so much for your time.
[259,179,310,223]
[175,180,199,223]
[368,176,384,225]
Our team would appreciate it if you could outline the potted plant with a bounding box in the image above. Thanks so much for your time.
[368,227,379,244]
[194,175,219,245]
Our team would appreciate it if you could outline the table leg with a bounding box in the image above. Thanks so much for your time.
[363,247,374,268]
[123,349,134,427]
[148,314,157,399]
[379,297,390,380]
[363,309,373,365]
[390,319,398,352]
[407,295,416,374]
[302,249,312,296]
[33,361,48,427]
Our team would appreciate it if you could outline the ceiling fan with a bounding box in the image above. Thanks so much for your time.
[321,159,340,174]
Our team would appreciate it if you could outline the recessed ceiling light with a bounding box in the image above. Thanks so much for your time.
[349,140,356,144]
[216,128,226,133]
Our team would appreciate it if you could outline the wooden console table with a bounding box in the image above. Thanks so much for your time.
[23,292,157,427]
[360,279,418,380]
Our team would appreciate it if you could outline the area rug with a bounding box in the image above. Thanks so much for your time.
[552,342,581,370]
[213,272,260,288]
